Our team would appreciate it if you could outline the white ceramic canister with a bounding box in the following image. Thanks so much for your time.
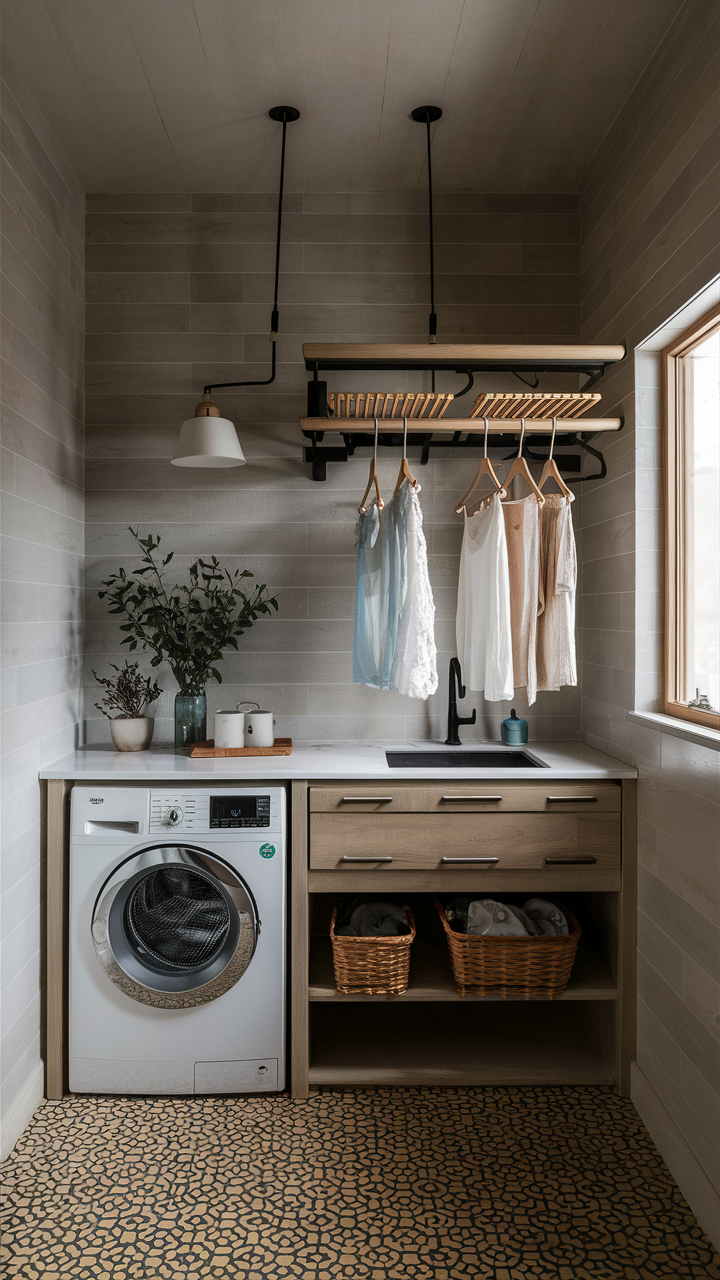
[214,707,246,749]
[243,708,276,748]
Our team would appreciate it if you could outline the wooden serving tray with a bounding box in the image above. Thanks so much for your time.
[189,738,293,758]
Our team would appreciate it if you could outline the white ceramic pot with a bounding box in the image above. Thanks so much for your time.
[110,717,154,752]
[214,709,246,749]
[244,710,276,748]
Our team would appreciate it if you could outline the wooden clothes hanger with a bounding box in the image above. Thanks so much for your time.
[455,416,508,515]
[393,416,419,498]
[538,416,575,502]
[501,418,545,505]
[358,417,385,514]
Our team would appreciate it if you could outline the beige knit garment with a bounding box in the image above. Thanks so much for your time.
[536,494,577,691]
[502,495,544,705]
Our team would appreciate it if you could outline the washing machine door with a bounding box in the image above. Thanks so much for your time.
[91,845,259,1009]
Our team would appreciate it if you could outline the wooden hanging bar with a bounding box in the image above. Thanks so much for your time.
[302,416,622,435]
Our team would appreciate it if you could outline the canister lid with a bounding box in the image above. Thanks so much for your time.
[501,708,528,728]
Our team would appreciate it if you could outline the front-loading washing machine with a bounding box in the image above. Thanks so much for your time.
[69,785,286,1094]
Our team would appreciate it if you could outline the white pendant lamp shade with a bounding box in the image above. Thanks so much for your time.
[172,397,246,468]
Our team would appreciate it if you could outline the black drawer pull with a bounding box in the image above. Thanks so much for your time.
[440,795,502,802]
[340,796,393,803]
[544,856,597,865]
[441,856,499,863]
[546,795,598,803]
[341,855,393,862]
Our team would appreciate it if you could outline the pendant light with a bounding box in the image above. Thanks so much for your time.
[412,105,442,391]
[172,105,300,467]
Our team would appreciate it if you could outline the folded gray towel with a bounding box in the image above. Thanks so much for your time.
[523,898,569,936]
[508,904,541,936]
[466,900,528,937]
[336,901,409,937]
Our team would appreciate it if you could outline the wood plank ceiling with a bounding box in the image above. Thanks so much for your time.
[3,0,688,191]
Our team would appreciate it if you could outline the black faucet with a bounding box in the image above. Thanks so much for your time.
[445,657,477,745]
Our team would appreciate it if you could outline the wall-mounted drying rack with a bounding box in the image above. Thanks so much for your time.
[301,341,625,481]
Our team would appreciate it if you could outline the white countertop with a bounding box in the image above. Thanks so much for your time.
[39,740,636,781]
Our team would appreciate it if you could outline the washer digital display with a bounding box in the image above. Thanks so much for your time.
[210,795,271,828]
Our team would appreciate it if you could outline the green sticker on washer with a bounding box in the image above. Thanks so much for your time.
[259,843,276,859]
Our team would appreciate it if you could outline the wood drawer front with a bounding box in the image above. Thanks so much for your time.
[309,782,621,814]
[309,813,620,870]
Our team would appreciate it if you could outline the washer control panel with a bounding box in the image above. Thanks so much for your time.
[150,793,208,833]
[210,795,271,829]
[148,791,274,834]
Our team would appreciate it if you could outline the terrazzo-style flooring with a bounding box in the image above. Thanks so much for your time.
[2,1087,719,1279]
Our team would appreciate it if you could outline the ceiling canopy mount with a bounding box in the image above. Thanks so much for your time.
[411,105,443,124]
[268,105,301,122]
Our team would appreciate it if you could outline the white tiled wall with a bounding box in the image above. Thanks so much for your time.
[83,191,583,745]
[0,61,84,1143]
[578,0,720,1220]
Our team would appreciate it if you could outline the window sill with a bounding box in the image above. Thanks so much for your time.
[629,710,720,752]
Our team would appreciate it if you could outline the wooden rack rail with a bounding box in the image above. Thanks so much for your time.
[303,342,626,374]
[301,416,622,435]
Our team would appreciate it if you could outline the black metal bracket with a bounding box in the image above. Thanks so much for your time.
[304,433,348,482]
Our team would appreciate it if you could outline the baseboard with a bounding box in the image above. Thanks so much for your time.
[1,1062,45,1161]
[632,1062,720,1252]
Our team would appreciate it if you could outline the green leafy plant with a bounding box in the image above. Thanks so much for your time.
[92,661,163,720]
[98,528,278,695]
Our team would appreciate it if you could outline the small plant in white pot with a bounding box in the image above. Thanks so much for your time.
[93,661,163,752]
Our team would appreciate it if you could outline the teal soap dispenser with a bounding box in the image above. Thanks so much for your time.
[501,709,528,745]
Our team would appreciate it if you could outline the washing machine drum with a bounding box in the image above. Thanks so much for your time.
[92,846,259,1009]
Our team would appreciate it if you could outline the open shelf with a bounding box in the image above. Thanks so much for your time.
[309,936,617,1003]
[302,342,626,374]
[308,1002,614,1088]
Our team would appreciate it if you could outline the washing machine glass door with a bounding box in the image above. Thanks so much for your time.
[92,846,258,1009]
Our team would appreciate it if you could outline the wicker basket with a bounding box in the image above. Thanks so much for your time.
[436,899,580,999]
[330,905,416,995]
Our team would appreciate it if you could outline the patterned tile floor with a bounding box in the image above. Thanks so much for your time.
[2,1087,719,1279]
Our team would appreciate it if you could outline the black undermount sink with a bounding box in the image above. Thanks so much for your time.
[385,750,541,768]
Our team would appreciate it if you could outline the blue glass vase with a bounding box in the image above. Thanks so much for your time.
[174,691,207,749]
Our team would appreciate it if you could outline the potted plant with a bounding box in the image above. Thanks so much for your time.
[98,528,278,748]
[92,660,163,752]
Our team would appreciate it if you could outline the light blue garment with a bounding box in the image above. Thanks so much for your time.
[353,484,412,690]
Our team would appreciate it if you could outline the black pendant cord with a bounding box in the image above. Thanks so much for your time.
[203,105,299,397]
[425,118,437,357]
[412,105,442,392]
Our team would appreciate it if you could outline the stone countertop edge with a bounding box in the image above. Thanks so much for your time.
[38,741,637,781]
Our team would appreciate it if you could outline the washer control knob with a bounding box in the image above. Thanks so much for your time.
[164,807,183,826]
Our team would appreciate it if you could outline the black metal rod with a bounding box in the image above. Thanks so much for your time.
[271,114,288,331]
[426,116,436,349]
[203,108,296,397]
[425,113,436,393]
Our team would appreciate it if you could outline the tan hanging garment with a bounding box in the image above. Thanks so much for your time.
[502,495,544,705]
[536,495,577,691]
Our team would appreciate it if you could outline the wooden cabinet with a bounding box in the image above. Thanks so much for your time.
[310,813,620,871]
[291,776,636,1103]
[309,781,621,813]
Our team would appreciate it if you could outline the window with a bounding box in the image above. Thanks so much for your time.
[663,303,720,729]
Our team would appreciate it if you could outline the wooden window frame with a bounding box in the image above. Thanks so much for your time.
[662,301,720,730]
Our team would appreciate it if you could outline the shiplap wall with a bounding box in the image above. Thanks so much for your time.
[0,64,84,1144]
[84,191,582,744]
[578,0,720,1227]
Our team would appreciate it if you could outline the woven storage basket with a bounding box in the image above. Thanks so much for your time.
[435,899,580,999]
[330,905,416,995]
